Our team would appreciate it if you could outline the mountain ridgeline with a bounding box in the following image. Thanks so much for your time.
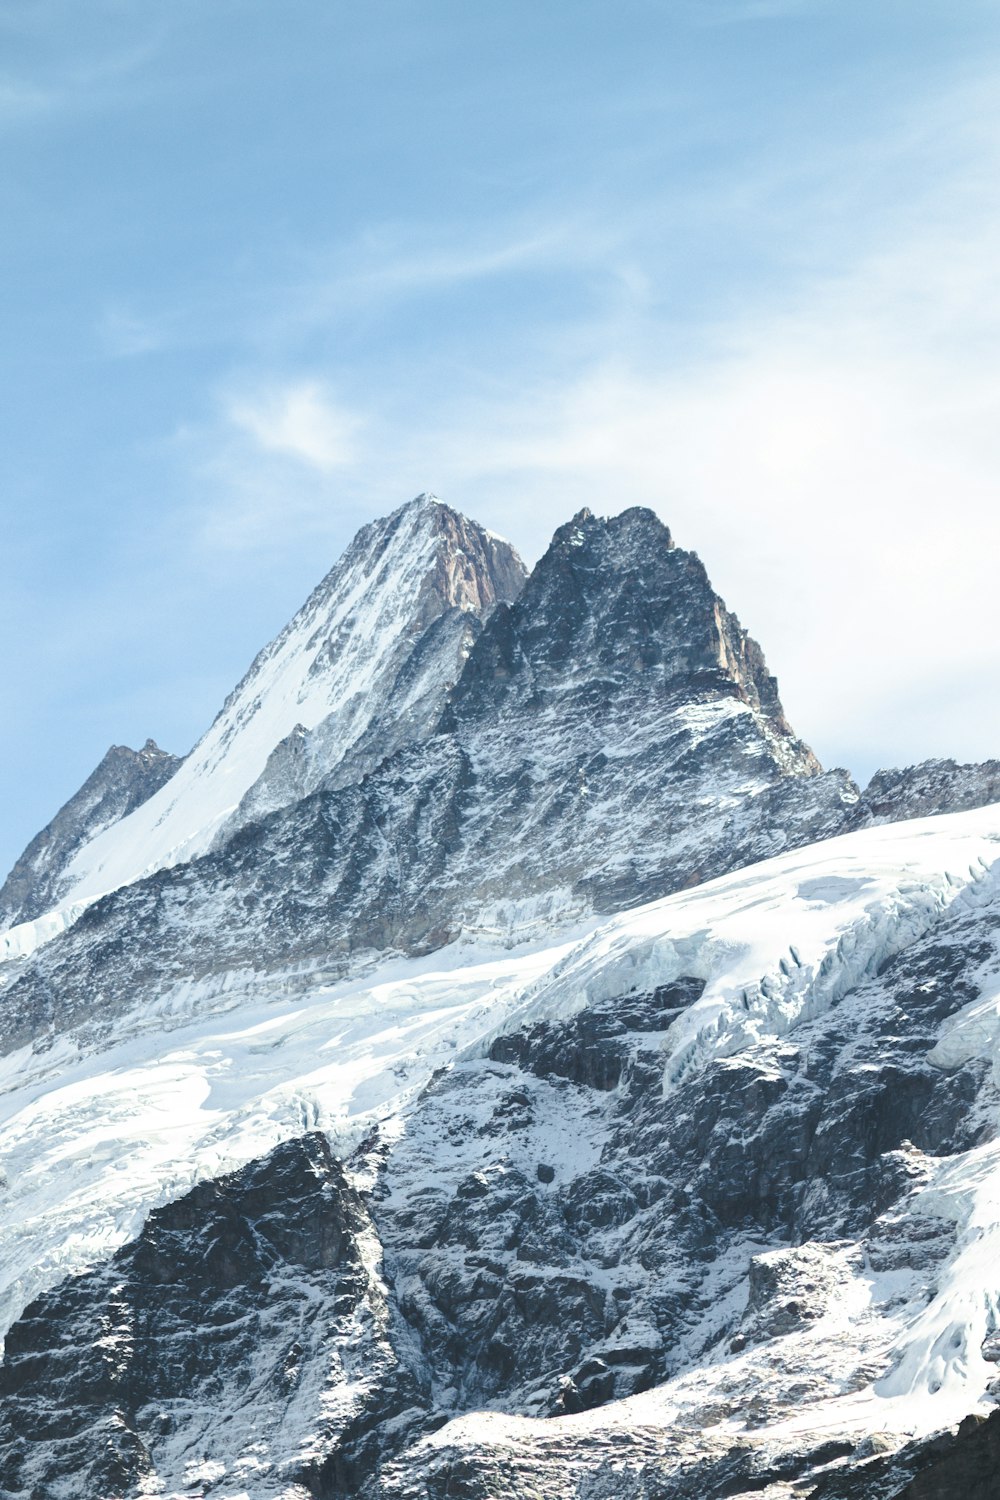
[0,497,527,938]
[0,739,180,934]
[1,494,999,1500]
[0,498,856,1057]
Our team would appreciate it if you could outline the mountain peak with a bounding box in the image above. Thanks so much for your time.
[463,504,783,739]
[550,505,674,560]
[0,740,182,932]
[25,498,525,923]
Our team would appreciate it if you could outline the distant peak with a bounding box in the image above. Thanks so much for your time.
[549,505,670,558]
[386,492,455,532]
[94,739,178,777]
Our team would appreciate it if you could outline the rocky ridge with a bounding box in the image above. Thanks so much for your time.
[850,759,1000,830]
[0,504,857,1060]
[13,495,525,924]
[0,739,180,933]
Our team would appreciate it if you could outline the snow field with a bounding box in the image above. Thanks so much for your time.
[0,799,999,1459]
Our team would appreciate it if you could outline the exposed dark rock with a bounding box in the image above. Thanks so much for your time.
[0,1134,424,1499]
[0,739,180,931]
[850,759,1000,830]
[897,1410,1000,1500]
[489,978,705,1090]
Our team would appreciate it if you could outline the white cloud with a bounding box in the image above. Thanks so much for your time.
[173,381,366,557]
[224,381,360,472]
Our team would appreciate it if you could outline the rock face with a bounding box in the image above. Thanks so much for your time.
[851,758,1000,829]
[2,843,1000,1497]
[438,507,850,918]
[0,1134,420,1499]
[898,1411,1000,1499]
[0,739,180,932]
[0,505,857,1059]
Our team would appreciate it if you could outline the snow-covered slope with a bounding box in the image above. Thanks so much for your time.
[1,805,1000,1495]
[22,495,524,927]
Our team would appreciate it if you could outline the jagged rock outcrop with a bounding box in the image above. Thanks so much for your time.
[2,848,999,1496]
[0,739,180,932]
[850,758,1000,829]
[0,1134,424,1499]
[897,1410,1000,1499]
[0,505,857,1059]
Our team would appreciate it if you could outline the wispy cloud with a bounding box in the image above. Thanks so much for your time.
[0,25,161,131]
[273,214,625,337]
[0,75,55,122]
[224,381,360,473]
[175,380,365,556]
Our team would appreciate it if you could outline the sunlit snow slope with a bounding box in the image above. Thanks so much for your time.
[0,802,997,1365]
[19,495,523,928]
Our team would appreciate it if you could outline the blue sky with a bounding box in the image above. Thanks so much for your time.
[3,0,1000,879]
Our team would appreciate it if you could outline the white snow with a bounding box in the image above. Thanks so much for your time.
[4,497,507,960]
[2,797,1000,1431]
[0,898,93,962]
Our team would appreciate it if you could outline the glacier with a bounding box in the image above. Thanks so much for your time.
[0,808,999,1494]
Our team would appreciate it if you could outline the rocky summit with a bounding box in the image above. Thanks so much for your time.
[0,738,181,934]
[0,495,999,1499]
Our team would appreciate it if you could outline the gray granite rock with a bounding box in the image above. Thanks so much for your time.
[0,739,180,932]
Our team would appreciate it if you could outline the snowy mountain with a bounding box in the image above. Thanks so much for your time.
[3,495,524,939]
[2,809,1000,1496]
[0,504,857,1060]
[0,494,998,1499]
[0,738,180,933]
